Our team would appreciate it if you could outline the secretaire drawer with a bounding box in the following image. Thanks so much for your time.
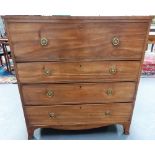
[8,22,148,61]
[25,103,132,126]
[22,82,136,105]
[17,61,140,83]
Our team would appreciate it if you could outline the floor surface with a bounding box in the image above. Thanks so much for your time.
[0,78,155,140]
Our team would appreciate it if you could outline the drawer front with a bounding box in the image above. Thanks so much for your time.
[17,61,140,83]
[22,82,136,105]
[8,22,148,61]
[25,103,132,126]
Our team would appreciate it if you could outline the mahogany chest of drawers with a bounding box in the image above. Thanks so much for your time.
[4,16,152,139]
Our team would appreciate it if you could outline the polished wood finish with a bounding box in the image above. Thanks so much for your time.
[3,16,152,20]
[123,122,130,135]
[25,103,132,126]
[17,61,140,83]
[7,22,147,61]
[22,82,136,105]
[4,16,152,139]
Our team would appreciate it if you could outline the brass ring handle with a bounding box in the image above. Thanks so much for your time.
[112,36,120,46]
[40,37,48,46]
[43,68,52,76]
[46,90,54,97]
[49,112,56,119]
[109,66,117,75]
[106,88,113,96]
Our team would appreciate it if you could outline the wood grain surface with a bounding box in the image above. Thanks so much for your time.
[4,15,152,139]
[8,22,147,61]
[22,82,136,105]
[25,103,132,126]
[17,61,140,83]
